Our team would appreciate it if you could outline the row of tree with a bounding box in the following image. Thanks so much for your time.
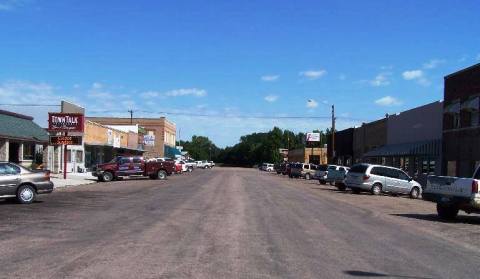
[177,127,331,167]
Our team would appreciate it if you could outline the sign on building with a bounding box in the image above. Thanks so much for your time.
[306,132,321,142]
[144,134,155,146]
[48,113,85,132]
[50,136,83,146]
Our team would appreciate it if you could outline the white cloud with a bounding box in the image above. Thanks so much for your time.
[370,72,391,87]
[140,91,160,98]
[92,82,103,89]
[423,59,445,69]
[402,70,423,80]
[264,95,278,103]
[374,96,402,106]
[402,69,430,86]
[261,75,279,82]
[306,99,318,108]
[165,88,207,97]
[299,70,327,80]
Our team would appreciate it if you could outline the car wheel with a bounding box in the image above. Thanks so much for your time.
[157,170,167,180]
[102,171,114,182]
[437,203,459,220]
[371,183,382,195]
[319,180,326,185]
[337,184,346,191]
[16,184,36,204]
[305,173,311,180]
[410,187,420,199]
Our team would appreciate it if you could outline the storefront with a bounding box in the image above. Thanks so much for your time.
[0,110,49,168]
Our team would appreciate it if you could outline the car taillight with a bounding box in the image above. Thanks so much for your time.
[472,180,478,194]
[363,175,370,181]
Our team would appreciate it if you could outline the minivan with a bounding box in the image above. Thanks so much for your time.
[345,164,422,199]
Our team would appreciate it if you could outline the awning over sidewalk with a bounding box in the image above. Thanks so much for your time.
[363,140,441,157]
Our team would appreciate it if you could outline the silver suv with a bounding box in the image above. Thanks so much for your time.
[345,164,422,199]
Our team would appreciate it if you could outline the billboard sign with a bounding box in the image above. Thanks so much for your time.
[306,132,321,142]
[48,113,84,132]
[144,134,155,146]
[50,136,83,146]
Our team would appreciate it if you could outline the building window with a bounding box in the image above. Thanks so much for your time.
[67,150,72,163]
[23,143,34,160]
[429,160,436,174]
[75,150,83,163]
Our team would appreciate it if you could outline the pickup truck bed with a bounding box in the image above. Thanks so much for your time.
[424,174,480,220]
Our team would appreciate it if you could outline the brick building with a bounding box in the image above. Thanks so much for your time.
[352,118,388,164]
[288,147,327,165]
[327,128,354,166]
[442,63,480,177]
[87,116,177,158]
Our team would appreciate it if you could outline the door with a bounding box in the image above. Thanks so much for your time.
[382,168,398,192]
[118,157,132,176]
[0,163,21,196]
[132,158,144,175]
[8,142,20,163]
[396,170,412,194]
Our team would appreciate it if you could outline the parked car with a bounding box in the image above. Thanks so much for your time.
[0,162,54,204]
[184,160,196,172]
[274,163,283,174]
[314,164,329,184]
[261,163,274,172]
[209,161,215,168]
[345,164,422,198]
[290,163,317,180]
[93,156,175,182]
[326,165,350,190]
[284,163,292,176]
[423,166,480,220]
[175,161,187,173]
[197,160,212,169]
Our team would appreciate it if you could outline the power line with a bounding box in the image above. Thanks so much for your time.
[0,103,370,121]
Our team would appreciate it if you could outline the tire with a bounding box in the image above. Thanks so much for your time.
[371,183,382,195]
[102,171,114,182]
[16,184,36,204]
[329,181,334,186]
[188,167,193,172]
[157,170,167,180]
[351,188,361,194]
[337,184,346,191]
[305,173,311,180]
[319,180,326,185]
[437,203,459,220]
[409,187,420,199]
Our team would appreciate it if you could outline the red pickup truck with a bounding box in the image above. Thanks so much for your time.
[93,156,175,182]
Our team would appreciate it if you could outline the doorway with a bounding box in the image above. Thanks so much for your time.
[8,142,20,163]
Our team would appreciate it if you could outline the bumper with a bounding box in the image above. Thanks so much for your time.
[36,181,54,194]
[346,181,372,191]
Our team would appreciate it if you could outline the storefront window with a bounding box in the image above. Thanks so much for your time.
[75,150,83,163]
[429,160,436,174]
[422,159,429,174]
[23,143,34,160]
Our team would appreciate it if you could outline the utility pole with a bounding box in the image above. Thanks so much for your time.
[331,105,336,163]
[128,110,133,124]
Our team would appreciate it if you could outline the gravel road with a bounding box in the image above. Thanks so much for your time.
[1,168,479,278]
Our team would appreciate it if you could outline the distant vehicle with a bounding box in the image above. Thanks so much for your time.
[345,164,422,198]
[261,163,274,172]
[326,165,350,190]
[93,156,175,182]
[274,163,286,174]
[284,163,292,176]
[423,167,480,220]
[314,164,329,184]
[184,160,196,172]
[0,162,54,204]
[197,160,212,169]
[209,161,215,168]
[175,161,187,173]
[290,163,317,180]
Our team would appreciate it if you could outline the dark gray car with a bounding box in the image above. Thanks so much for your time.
[0,162,54,204]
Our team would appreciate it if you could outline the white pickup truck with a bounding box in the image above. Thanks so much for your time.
[423,167,480,220]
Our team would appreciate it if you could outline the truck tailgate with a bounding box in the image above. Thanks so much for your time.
[425,176,474,199]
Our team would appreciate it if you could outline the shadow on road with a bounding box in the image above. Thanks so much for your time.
[344,270,433,279]
[391,213,480,225]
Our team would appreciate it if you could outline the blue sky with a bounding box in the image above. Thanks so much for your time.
[0,0,479,147]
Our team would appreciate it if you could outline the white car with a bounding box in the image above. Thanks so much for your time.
[261,163,274,172]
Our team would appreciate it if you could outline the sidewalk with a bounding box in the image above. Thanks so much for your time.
[51,172,98,189]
